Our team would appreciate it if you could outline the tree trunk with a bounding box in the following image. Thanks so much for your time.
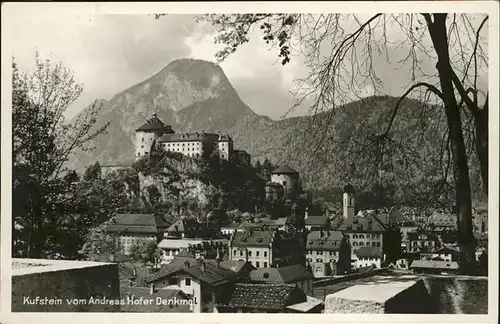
[426,14,476,273]
[474,97,488,196]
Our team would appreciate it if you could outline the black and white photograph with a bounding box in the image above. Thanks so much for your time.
[1,1,498,321]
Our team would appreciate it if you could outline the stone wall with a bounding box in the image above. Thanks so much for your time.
[12,260,120,312]
[322,272,488,314]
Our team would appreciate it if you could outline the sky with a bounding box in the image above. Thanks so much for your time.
[8,12,489,120]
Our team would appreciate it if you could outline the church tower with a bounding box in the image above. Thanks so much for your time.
[343,183,356,219]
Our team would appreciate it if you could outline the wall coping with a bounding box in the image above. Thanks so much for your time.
[12,258,114,276]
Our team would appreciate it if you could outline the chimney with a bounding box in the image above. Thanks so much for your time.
[305,207,309,219]
[149,283,155,295]
[201,261,206,272]
[152,112,158,119]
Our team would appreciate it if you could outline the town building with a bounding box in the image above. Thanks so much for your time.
[421,246,460,262]
[147,256,248,313]
[398,221,420,253]
[228,228,303,269]
[304,208,330,231]
[157,237,229,264]
[134,113,236,161]
[249,264,314,295]
[104,214,169,255]
[354,246,383,269]
[426,210,458,241]
[407,229,440,254]
[305,230,350,277]
[410,260,460,275]
[164,217,217,239]
[215,284,323,313]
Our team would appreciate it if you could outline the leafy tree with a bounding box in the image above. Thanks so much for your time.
[254,160,262,174]
[83,162,102,181]
[12,53,109,258]
[196,13,489,273]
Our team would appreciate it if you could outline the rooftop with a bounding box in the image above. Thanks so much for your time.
[338,214,386,232]
[135,114,174,133]
[231,229,274,247]
[305,215,329,226]
[410,260,460,270]
[150,257,244,285]
[158,132,232,143]
[250,264,313,283]
[271,165,299,174]
[307,230,344,251]
[221,283,305,310]
[105,214,169,234]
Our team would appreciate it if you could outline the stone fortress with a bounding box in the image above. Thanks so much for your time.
[134,113,250,164]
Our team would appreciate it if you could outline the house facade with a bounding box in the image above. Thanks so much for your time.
[228,228,303,269]
[407,229,440,254]
[355,246,383,269]
[305,230,349,277]
[104,214,169,255]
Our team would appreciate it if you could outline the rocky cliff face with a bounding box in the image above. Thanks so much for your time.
[68,58,256,171]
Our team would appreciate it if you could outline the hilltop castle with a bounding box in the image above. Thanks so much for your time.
[134,113,250,164]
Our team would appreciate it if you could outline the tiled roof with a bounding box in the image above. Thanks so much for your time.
[165,217,205,233]
[338,214,386,232]
[135,115,174,133]
[355,246,382,258]
[305,215,328,226]
[150,257,243,285]
[271,165,298,174]
[306,230,344,251]
[120,287,190,312]
[158,132,232,143]
[105,214,169,234]
[427,212,457,228]
[249,264,313,283]
[222,284,306,310]
[410,260,459,270]
[231,230,274,247]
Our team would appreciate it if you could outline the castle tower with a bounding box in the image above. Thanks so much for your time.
[270,165,300,200]
[134,113,174,161]
[343,183,356,219]
[217,132,233,161]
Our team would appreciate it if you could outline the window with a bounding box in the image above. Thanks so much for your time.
[264,262,268,268]
[353,234,358,239]
[239,250,243,257]
[317,250,323,255]
[256,261,260,267]
[137,153,141,156]
[248,251,252,257]
[359,242,364,246]
[283,181,287,186]
[316,259,323,263]
[359,235,364,239]
[185,278,191,286]
[353,242,358,246]
[264,251,267,257]
[256,251,260,257]
[145,152,148,155]
[142,138,144,142]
